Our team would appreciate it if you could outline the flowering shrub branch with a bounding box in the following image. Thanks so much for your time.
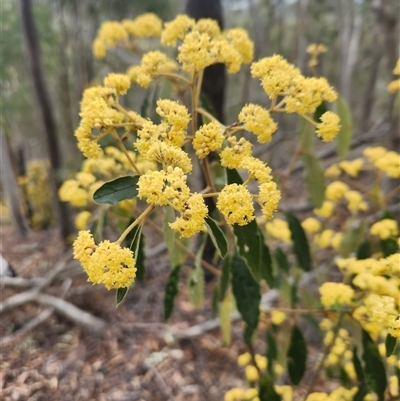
[58,12,400,401]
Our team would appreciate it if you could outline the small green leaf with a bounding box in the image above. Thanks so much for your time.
[353,383,369,401]
[93,176,139,205]
[163,206,186,267]
[244,323,256,346]
[219,293,232,346]
[352,346,365,383]
[205,216,228,258]
[274,248,290,274]
[362,329,387,400]
[302,154,326,207]
[385,333,397,357]
[126,224,146,282]
[356,240,371,260]
[287,325,307,385]
[335,95,353,159]
[260,242,274,288]
[259,375,282,401]
[219,255,231,301]
[231,252,261,329]
[164,264,182,321]
[187,240,205,307]
[266,329,277,375]
[116,287,128,305]
[286,211,312,272]
[314,101,328,123]
[380,238,398,257]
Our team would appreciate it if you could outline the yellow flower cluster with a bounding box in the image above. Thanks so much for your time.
[73,230,136,290]
[266,218,291,243]
[92,14,162,59]
[220,137,253,169]
[370,218,399,240]
[238,104,277,144]
[217,184,255,226]
[193,121,225,159]
[316,111,341,142]
[387,58,400,94]
[306,43,327,67]
[315,229,342,249]
[305,387,358,401]
[18,160,54,230]
[127,51,177,88]
[301,217,321,234]
[161,15,254,73]
[319,282,354,308]
[363,146,400,178]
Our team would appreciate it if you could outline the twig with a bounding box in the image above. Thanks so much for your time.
[145,362,177,401]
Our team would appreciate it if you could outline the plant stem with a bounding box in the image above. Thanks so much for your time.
[111,130,141,175]
[116,205,154,245]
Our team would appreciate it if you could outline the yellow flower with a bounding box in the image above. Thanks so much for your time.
[104,73,131,95]
[245,365,259,382]
[93,38,106,59]
[301,217,321,234]
[370,219,399,240]
[314,200,334,218]
[251,55,300,98]
[339,158,364,177]
[387,79,400,94]
[255,354,267,371]
[145,142,192,173]
[258,181,281,221]
[316,229,334,248]
[224,28,254,64]
[169,193,208,238]
[274,385,293,401]
[271,310,286,325]
[178,31,216,72]
[325,181,349,201]
[238,104,277,143]
[316,111,341,142]
[237,352,251,367]
[319,282,354,308]
[92,21,128,57]
[217,184,255,226]
[73,230,96,265]
[122,13,162,37]
[58,179,89,207]
[194,18,220,37]
[266,219,291,243]
[374,151,400,178]
[325,164,341,177]
[344,190,367,213]
[239,156,272,183]
[393,59,400,75]
[363,146,387,163]
[220,137,253,169]
[161,14,195,47]
[85,240,136,290]
[224,387,245,401]
[75,211,91,230]
[193,121,225,159]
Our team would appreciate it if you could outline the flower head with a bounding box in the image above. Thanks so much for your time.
[258,181,280,220]
[193,121,225,159]
[217,184,255,226]
[122,13,162,37]
[319,282,354,308]
[316,111,341,142]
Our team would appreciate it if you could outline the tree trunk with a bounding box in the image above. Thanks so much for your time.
[0,131,30,237]
[17,0,72,241]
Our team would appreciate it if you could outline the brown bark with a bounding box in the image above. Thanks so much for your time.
[17,0,72,240]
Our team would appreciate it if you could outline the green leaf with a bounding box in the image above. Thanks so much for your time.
[205,216,228,258]
[187,240,205,307]
[340,220,367,258]
[244,323,256,346]
[260,242,274,288]
[233,221,263,282]
[93,176,139,205]
[116,287,129,305]
[353,383,369,401]
[302,154,326,207]
[259,375,282,401]
[274,248,290,274]
[266,329,278,375]
[287,325,307,385]
[163,206,186,267]
[352,346,365,383]
[362,329,387,401]
[380,238,398,257]
[231,252,261,329]
[314,101,328,122]
[219,255,231,301]
[219,293,232,346]
[385,333,397,357]
[356,240,371,260]
[164,264,182,321]
[286,211,312,272]
[335,96,353,160]
[126,224,146,282]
